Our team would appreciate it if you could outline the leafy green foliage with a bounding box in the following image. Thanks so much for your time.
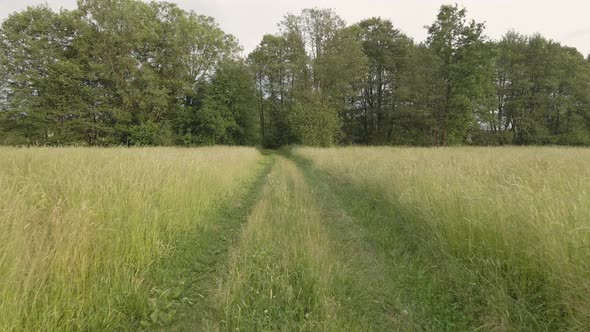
[0,0,247,146]
[484,31,590,145]
[425,4,493,145]
[1,3,589,146]
[195,61,259,145]
[351,17,414,144]
[129,121,173,146]
[288,93,340,146]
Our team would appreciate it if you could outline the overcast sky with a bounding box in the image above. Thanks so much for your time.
[2,0,589,56]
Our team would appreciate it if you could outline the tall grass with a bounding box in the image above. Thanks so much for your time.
[294,147,590,330]
[0,147,263,331]
[209,157,364,330]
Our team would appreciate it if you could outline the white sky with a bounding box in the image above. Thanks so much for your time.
[1,0,589,57]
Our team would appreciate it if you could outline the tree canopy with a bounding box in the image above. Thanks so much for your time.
[1,2,589,146]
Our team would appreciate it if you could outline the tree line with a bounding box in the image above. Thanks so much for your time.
[1,1,589,146]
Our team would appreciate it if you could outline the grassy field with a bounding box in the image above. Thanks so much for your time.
[0,147,265,331]
[1,146,588,331]
[293,147,590,330]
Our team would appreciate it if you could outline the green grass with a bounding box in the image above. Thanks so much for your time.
[207,157,359,330]
[155,153,276,331]
[293,146,590,331]
[203,155,471,330]
[291,150,472,330]
[0,147,264,331]
[1,146,588,331]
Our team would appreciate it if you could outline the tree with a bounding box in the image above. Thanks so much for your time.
[0,6,95,145]
[488,32,590,145]
[485,31,528,144]
[249,8,364,147]
[248,34,302,147]
[426,4,492,145]
[352,18,414,144]
[164,5,241,143]
[195,60,259,145]
[0,0,243,146]
[1,4,589,147]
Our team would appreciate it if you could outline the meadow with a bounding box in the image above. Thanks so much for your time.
[293,147,590,330]
[0,147,265,331]
[0,146,588,331]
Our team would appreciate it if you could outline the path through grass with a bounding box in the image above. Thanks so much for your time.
[194,155,469,330]
[3,147,587,331]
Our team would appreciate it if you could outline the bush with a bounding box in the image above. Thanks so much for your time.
[1,132,29,146]
[129,122,173,146]
[288,93,340,147]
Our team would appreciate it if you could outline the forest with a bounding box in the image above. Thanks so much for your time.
[1,0,589,147]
